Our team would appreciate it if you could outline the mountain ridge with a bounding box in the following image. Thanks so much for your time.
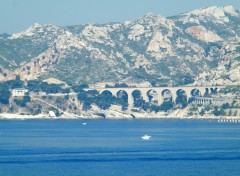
[0,5,239,86]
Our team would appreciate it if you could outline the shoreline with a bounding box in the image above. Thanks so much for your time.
[0,113,239,121]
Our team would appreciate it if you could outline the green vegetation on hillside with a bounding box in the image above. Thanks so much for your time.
[14,96,31,107]
[71,83,89,92]
[0,83,11,104]
[26,80,70,94]
[0,38,48,69]
[77,90,128,111]
[220,86,240,95]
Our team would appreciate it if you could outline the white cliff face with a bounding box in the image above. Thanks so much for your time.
[55,28,110,61]
[133,54,151,69]
[180,6,237,24]
[156,16,175,31]
[128,24,145,41]
[185,26,222,43]
[147,31,172,59]
[56,33,86,51]
[229,66,240,82]
[10,23,42,39]
[223,6,238,16]
[195,63,240,86]
[195,41,240,86]
[10,23,66,40]
[82,25,115,46]
[1,5,239,86]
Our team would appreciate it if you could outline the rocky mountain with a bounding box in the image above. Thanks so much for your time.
[0,5,239,86]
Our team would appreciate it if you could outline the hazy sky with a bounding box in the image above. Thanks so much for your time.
[1,0,240,34]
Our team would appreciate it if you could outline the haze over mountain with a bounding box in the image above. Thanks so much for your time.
[0,5,240,86]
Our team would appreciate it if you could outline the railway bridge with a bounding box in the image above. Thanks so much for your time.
[85,86,225,107]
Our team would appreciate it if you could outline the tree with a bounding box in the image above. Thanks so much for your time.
[132,90,144,108]
[149,104,161,113]
[222,103,231,109]
[0,83,11,104]
[176,96,188,109]
[213,106,220,116]
[220,108,226,116]
[231,101,236,108]
[27,80,69,94]
[6,79,23,89]
[199,109,205,116]
[49,107,61,117]
[15,75,21,81]
[32,105,42,115]
[228,109,232,116]
[64,95,69,100]
[204,105,211,111]
[150,81,157,87]
[233,110,238,116]
[14,96,31,107]
[160,100,174,111]
[72,83,89,92]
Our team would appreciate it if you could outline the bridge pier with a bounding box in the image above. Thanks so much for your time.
[158,95,164,106]
[141,90,149,103]
[127,94,134,108]
[185,90,192,102]
[171,92,177,103]
[198,87,206,96]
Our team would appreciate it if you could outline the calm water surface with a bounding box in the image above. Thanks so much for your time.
[0,119,240,176]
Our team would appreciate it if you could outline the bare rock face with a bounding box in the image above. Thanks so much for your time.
[0,5,239,86]
[185,26,222,43]
[128,24,145,41]
[15,48,60,81]
[195,40,240,86]
[179,6,233,24]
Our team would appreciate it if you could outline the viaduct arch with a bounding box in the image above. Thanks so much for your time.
[85,86,224,108]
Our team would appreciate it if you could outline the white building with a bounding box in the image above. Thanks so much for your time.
[11,88,28,97]
[49,111,56,118]
[192,97,214,105]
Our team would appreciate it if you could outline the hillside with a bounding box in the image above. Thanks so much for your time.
[0,5,239,86]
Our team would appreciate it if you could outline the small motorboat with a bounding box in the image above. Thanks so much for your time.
[82,122,87,125]
[141,135,151,140]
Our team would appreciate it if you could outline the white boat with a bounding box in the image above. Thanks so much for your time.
[141,135,151,140]
[82,122,87,125]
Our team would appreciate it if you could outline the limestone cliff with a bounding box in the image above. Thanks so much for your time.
[0,6,239,86]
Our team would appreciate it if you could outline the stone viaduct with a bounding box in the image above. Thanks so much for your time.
[85,86,225,107]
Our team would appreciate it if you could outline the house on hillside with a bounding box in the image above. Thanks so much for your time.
[11,88,28,97]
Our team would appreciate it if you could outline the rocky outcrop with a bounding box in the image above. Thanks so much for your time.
[0,5,239,86]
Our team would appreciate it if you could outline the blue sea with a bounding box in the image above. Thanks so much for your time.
[0,119,240,176]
